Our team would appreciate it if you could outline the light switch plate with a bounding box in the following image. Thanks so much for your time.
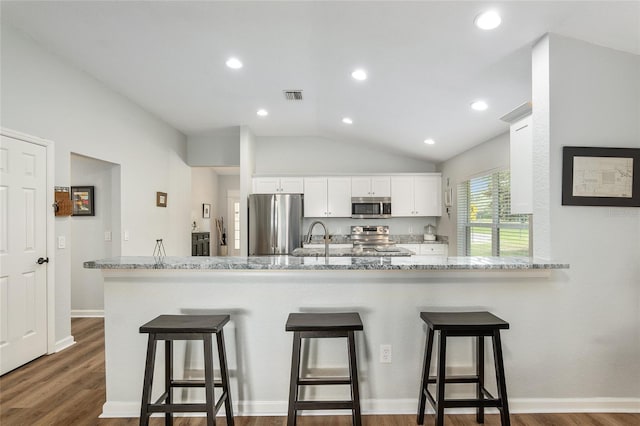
[104,231,112,241]
[57,236,66,249]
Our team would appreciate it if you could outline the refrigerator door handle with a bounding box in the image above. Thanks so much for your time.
[272,196,277,253]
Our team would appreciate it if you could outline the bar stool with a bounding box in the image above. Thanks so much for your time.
[139,314,234,426]
[286,312,363,426]
[417,311,510,426]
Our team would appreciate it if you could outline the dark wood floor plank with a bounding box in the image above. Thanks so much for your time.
[1,318,638,426]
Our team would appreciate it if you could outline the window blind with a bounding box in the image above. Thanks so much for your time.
[457,170,530,257]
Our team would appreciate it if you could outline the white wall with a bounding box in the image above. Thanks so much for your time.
[532,34,640,396]
[254,136,436,174]
[434,34,640,402]
[1,26,191,347]
[70,154,119,315]
[187,127,241,167]
[239,126,256,256]
[191,168,218,234]
[436,132,510,255]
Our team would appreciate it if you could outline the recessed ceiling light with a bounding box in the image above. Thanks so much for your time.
[256,109,268,117]
[351,69,367,81]
[470,100,489,111]
[342,117,353,124]
[424,138,436,145]
[474,11,501,30]
[225,57,243,69]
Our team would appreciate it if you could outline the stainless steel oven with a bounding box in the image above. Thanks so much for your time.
[351,197,391,219]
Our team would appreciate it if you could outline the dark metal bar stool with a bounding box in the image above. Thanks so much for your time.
[139,314,234,426]
[417,311,510,426]
[286,312,363,426]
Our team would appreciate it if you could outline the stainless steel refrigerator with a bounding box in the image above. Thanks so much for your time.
[248,193,303,255]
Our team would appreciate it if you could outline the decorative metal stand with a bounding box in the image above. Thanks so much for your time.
[153,239,166,266]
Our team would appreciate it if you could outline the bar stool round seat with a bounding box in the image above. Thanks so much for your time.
[286,312,363,426]
[417,311,510,426]
[139,314,234,426]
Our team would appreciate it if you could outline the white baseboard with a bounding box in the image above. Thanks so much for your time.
[509,398,640,413]
[100,398,640,418]
[54,335,76,353]
[71,309,104,318]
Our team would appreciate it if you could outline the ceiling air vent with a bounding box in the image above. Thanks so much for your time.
[283,90,303,101]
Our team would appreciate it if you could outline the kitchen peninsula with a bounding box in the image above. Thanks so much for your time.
[87,255,567,418]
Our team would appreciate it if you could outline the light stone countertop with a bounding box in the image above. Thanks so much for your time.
[84,255,568,271]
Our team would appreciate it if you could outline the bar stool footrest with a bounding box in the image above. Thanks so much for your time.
[425,387,503,408]
[294,400,358,410]
[426,374,480,384]
[298,377,352,386]
[170,379,224,388]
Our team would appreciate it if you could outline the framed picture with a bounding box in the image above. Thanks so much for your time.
[203,203,211,219]
[71,186,95,216]
[156,192,167,207]
[562,146,639,207]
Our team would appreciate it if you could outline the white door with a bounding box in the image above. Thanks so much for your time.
[0,134,48,375]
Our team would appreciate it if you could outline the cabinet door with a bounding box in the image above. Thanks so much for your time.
[327,177,352,217]
[303,177,328,217]
[351,177,372,197]
[420,244,447,256]
[371,176,391,197]
[279,177,304,193]
[510,115,533,214]
[253,177,280,194]
[391,176,414,216]
[396,244,420,256]
[414,175,441,216]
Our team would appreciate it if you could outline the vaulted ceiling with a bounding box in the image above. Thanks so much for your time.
[2,1,639,163]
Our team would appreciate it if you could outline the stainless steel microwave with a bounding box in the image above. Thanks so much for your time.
[351,197,392,219]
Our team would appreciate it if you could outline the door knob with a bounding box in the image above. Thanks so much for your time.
[37,257,49,264]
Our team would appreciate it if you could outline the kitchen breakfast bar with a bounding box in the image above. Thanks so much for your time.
[85,256,568,418]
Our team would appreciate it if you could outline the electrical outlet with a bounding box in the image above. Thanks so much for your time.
[380,344,392,363]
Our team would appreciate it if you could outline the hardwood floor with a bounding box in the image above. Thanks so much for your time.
[1,318,638,426]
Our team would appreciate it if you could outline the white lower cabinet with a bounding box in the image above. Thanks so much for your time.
[397,243,448,257]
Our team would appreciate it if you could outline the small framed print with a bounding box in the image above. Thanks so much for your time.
[156,192,167,207]
[71,186,95,216]
[203,203,211,218]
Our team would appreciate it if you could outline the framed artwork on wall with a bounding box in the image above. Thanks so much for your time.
[203,203,211,219]
[71,186,95,216]
[156,192,167,207]
[562,146,639,207]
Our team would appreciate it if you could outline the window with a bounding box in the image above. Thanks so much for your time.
[457,170,531,256]
[234,202,240,250]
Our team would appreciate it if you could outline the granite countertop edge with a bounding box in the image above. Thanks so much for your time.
[84,256,569,271]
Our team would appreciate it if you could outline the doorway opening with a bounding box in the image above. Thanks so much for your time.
[69,153,121,317]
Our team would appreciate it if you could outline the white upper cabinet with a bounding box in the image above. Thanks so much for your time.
[351,176,391,197]
[509,114,533,214]
[501,102,533,214]
[253,177,304,194]
[304,177,351,217]
[391,174,441,217]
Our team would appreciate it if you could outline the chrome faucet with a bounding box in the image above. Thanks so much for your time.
[305,220,329,258]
